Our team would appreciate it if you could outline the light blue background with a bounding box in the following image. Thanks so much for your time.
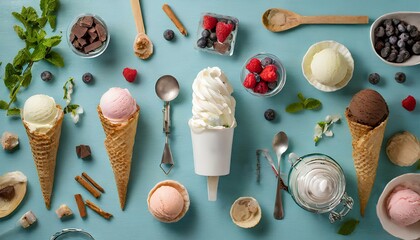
[1,0,419,239]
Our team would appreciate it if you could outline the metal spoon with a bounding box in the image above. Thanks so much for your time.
[262,8,368,32]
[155,75,180,174]
[130,0,153,59]
[272,131,289,220]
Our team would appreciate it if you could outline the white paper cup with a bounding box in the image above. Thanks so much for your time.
[190,127,235,201]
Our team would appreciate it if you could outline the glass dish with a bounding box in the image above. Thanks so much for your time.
[194,12,239,56]
[50,228,95,240]
[67,14,110,58]
[240,53,286,97]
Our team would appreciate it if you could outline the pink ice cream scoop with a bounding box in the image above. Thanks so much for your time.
[149,186,184,221]
[387,186,420,226]
[99,88,137,123]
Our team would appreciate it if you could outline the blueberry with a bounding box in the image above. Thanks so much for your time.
[389,36,398,45]
[261,57,273,67]
[264,109,275,121]
[397,23,406,32]
[387,52,397,62]
[209,32,217,42]
[397,39,406,48]
[206,39,213,48]
[375,41,385,51]
[375,26,385,37]
[410,29,419,38]
[197,37,207,48]
[412,41,420,54]
[40,71,53,81]
[82,72,93,84]
[406,24,416,32]
[384,42,391,48]
[201,29,210,38]
[267,81,278,90]
[392,19,401,26]
[394,72,406,83]
[163,29,175,41]
[383,19,393,27]
[381,47,391,58]
[407,39,415,46]
[399,33,410,41]
[385,24,395,36]
[368,73,380,85]
[254,73,261,83]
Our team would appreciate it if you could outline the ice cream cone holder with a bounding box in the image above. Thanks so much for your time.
[286,153,354,223]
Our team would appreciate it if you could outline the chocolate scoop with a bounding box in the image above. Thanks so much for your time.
[0,186,15,201]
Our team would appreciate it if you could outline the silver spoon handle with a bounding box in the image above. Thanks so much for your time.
[163,101,170,134]
[274,174,285,220]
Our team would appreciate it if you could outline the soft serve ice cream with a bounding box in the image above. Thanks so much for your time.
[188,67,236,132]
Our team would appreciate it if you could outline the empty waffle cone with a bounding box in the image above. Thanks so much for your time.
[22,106,64,209]
[97,105,139,210]
[345,109,388,216]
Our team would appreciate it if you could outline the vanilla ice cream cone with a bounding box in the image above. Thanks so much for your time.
[190,127,235,201]
[97,105,139,210]
[22,105,64,209]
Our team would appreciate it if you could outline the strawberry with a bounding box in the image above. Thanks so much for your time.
[243,73,257,89]
[216,22,233,43]
[246,58,263,73]
[203,15,218,30]
[123,67,137,83]
[402,95,416,111]
[260,65,278,82]
[253,81,268,94]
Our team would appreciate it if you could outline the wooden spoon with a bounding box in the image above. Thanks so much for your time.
[262,8,369,32]
[130,0,153,59]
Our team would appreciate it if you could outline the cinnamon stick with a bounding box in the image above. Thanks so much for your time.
[82,172,105,193]
[75,175,101,198]
[74,194,87,218]
[162,4,187,36]
[85,200,112,219]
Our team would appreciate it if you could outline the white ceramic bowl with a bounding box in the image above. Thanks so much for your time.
[302,40,354,92]
[370,12,420,66]
[376,173,420,240]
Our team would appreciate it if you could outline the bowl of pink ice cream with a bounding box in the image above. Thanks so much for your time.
[377,173,420,240]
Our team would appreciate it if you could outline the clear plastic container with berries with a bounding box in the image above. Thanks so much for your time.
[241,53,286,97]
[195,12,239,56]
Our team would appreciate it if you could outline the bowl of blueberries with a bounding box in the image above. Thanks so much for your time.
[370,12,420,66]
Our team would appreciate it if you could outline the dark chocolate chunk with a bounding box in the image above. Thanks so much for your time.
[79,16,94,28]
[77,37,87,47]
[84,41,102,53]
[72,24,88,39]
[72,39,82,49]
[69,33,76,42]
[95,22,107,42]
[0,186,15,201]
[88,31,98,41]
[76,145,92,159]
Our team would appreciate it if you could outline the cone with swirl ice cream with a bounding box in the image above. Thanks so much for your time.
[189,67,236,201]
[97,88,139,210]
[22,94,64,209]
[345,89,389,216]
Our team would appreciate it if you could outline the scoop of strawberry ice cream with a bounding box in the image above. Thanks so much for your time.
[387,186,420,226]
[99,88,137,123]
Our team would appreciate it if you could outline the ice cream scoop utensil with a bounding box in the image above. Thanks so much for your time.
[155,75,180,175]
[262,8,368,32]
[130,0,153,59]
[272,131,289,220]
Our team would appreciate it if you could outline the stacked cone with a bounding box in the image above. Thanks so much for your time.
[345,89,389,216]
[22,106,64,209]
[97,105,140,210]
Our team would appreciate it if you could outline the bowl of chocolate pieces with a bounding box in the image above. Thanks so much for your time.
[68,14,110,58]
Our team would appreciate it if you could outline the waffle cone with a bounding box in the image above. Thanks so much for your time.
[345,109,388,216]
[22,106,64,209]
[97,105,140,210]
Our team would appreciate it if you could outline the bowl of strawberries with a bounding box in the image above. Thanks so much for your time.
[241,53,286,97]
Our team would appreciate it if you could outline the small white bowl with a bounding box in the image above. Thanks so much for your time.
[370,12,420,66]
[302,40,354,92]
[376,173,420,240]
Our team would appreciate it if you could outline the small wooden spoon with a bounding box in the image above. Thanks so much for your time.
[262,8,369,32]
[130,0,153,59]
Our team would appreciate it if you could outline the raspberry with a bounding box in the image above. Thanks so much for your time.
[253,81,268,94]
[259,65,278,82]
[243,73,257,89]
[123,68,137,83]
[246,58,263,73]
[216,22,233,43]
[203,15,217,30]
[402,95,416,111]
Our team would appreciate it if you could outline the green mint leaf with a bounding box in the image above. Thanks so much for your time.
[297,92,306,103]
[44,50,64,67]
[23,7,39,23]
[48,0,59,13]
[304,98,322,110]
[22,68,32,87]
[47,15,57,30]
[286,102,304,113]
[13,48,30,69]
[31,44,47,61]
[37,16,47,28]
[9,77,22,100]
[64,104,79,114]
[0,100,9,110]
[338,219,359,235]
[40,0,47,14]
[25,28,38,43]
[4,72,21,92]
[7,108,21,116]
[13,25,26,40]
[37,29,47,42]
[42,35,61,47]
[12,12,27,28]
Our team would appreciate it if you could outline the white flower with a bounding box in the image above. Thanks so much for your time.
[70,106,84,124]
[314,114,341,145]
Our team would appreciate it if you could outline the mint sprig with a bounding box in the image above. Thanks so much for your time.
[0,0,63,116]
[338,219,359,235]
[286,92,322,113]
